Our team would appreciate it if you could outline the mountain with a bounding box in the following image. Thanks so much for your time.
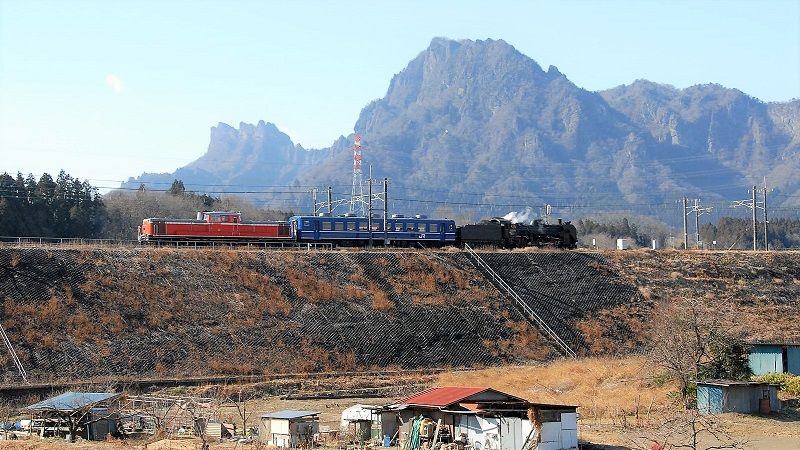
[125,38,800,221]
[126,121,332,191]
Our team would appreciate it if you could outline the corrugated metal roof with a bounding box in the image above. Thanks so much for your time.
[26,392,120,412]
[399,387,491,407]
[260,410,320,419]
[698,380,778,387]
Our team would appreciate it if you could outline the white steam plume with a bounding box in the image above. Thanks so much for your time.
[503,206,536,224]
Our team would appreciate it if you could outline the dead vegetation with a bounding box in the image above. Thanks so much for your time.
[2,247,797,384]
[601,249,800,343]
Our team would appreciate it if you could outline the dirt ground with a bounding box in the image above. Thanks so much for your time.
[580,410,800,450]
[3,358,799,449]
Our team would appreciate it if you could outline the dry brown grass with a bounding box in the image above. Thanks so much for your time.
[437,356,674,419]
[388,254,491,306]
[368,282,394,311]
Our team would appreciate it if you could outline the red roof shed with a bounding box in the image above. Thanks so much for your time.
[398,387,527,408]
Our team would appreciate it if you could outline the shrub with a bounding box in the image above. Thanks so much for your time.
[752,372,800,397]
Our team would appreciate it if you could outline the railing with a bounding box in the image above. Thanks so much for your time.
[464,244,576,358]
[0,324,28,384]
[0,236,333,251]
[0,236,135,247]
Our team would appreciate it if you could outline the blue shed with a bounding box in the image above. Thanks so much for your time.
[748,342,800,376]
[696,381,779,415]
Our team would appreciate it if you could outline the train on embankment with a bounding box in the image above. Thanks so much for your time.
[139,211,578,248]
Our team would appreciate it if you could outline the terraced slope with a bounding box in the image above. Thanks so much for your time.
[0,247,644,382]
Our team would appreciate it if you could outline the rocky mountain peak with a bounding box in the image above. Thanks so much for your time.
[126,38,800,217]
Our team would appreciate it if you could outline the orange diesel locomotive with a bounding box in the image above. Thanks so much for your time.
[138,211,290,242]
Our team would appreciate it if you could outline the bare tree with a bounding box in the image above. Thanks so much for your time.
[648,298,749,408]
[0,400,15,440]
[222,385,259,437]
[631,409,746,450]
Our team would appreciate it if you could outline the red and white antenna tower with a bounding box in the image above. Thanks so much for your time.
[349,134,366,216]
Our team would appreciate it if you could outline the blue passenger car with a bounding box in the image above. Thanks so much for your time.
[289,215,457,246]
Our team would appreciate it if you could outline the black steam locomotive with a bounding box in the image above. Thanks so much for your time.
[458,217,578,249]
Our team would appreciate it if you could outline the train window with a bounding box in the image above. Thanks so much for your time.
[347,221,356,231]
[322,221,332,231]
[418,223,427,232]
[371,222,382,231]
[303,220,311,228]
[394,223,403,231]
[448,223,455,231]
[430,223,438,232]
[335,221,345,231]
[359,221,368,231]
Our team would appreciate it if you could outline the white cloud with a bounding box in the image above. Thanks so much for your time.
[105,74,124,93]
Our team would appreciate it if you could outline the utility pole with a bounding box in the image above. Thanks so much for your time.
[752,186,757,251]
[732,186,764,251]
[311,188,318,215]
[368,175,373,249]
[763,178,769,251]
[694,199,700,248]
[682,197,689,250]
[327,186,333,215]
[688,199,713,249]
[383,177,389,246]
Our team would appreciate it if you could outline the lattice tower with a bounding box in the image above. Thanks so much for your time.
[349,134,367,216]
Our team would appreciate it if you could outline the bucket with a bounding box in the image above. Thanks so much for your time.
[384,435,392,447]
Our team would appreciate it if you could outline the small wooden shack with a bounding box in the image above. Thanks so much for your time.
[748,342,800,375]
[25,392,122,441]
[696,381,780,415]
[375,386,578,450]
[258,410,320,448]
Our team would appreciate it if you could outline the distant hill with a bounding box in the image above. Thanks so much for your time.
[125,38,800,221]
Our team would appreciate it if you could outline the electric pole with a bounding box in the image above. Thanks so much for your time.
[311,188,318,214]
[327,186,333,215]
[695,199,701,248]
[383,177,389,246]
[763,178,769,251]
[688,199,713,249]
[732,186,764,251]
[368,175,373,249]
[752,185,757,251]
[682,197,688,250]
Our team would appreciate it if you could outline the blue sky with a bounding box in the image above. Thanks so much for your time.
[1,0,799,186]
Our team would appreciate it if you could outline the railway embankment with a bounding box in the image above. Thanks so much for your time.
[0,247,798,384]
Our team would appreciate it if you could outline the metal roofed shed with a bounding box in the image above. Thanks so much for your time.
[378,386,578,450]
[258,410,320,448]
[696,381,780,415]
[26,392,120,411]
[748,342,800,375]
[25,391,122,441]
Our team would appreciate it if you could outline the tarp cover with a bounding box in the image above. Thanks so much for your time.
[26,392,119,412]
[260,410,320,420]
